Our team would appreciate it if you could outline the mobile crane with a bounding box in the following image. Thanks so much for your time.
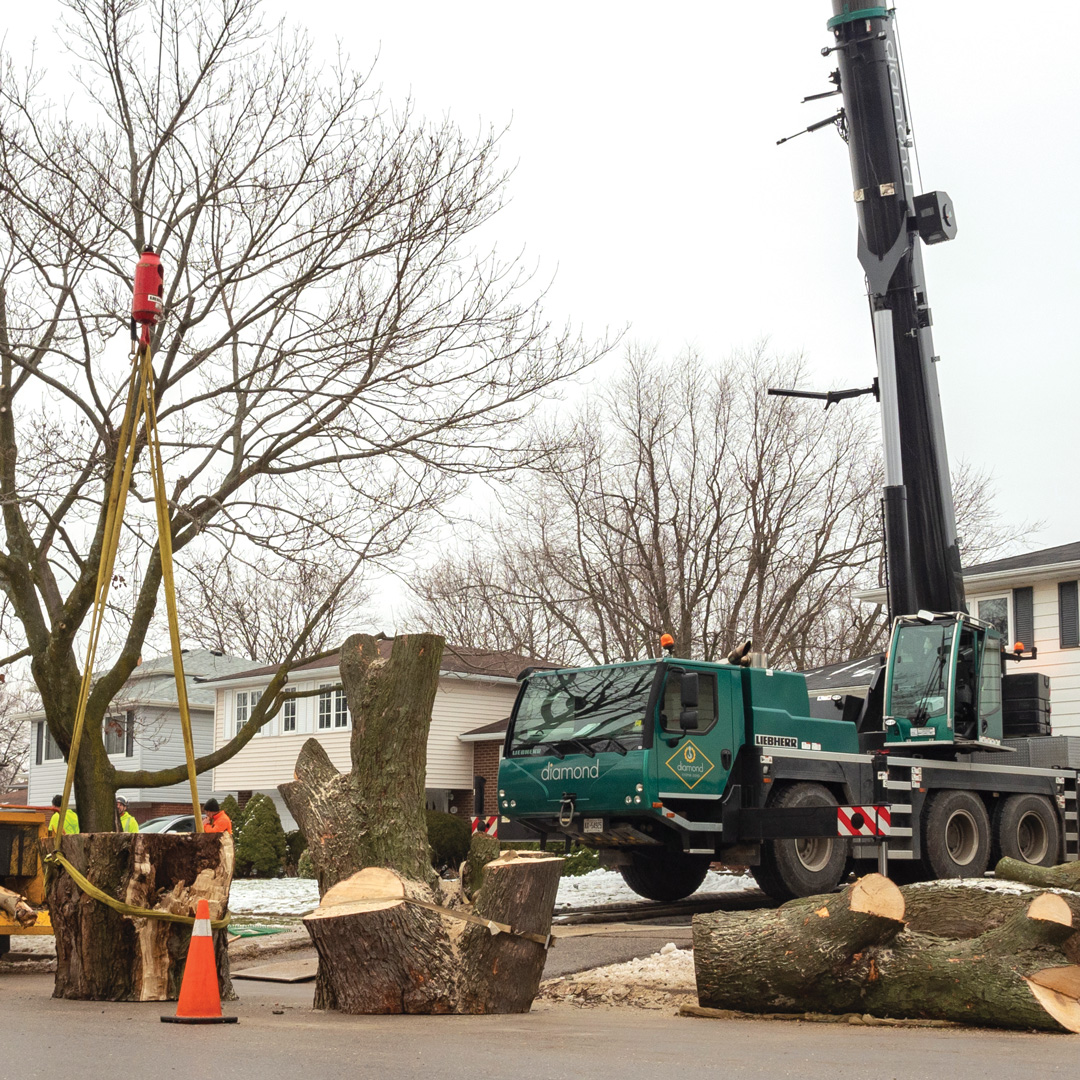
[496,2,1076,901]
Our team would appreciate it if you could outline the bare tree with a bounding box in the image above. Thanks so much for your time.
[412,346,882,668]
[0,0,597,827]
[0,681,32,792]
[410,346,1032,670]
[176,545,369,663]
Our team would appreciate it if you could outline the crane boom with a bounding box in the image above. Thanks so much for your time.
[828,2,965,617]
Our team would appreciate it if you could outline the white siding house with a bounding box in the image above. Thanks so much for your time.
[207,643,536,828]
[26,649,251,815]
[960,542,1080,734]
[854,540,1080,735]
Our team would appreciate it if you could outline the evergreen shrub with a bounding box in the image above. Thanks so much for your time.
[234,793,287,877]
[426,810,471,870]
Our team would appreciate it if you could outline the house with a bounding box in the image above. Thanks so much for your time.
[205,642,543,829]
[846,540,1080,735]
[26,649,251,819]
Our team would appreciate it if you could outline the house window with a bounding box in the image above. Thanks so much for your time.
[334,689,350,728]
[1060,581,1079,649]
[1013,587,1034,652]
[249,690,272,736]
[283,699,297,733]
[318,685,332,730]
[235,691,249,736]
[977,597,1009,642]
[42,723,63,761]
[104,716,126,755]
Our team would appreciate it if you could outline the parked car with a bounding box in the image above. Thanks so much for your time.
[139,814,197,833]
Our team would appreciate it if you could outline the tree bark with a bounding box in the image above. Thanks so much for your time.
[462,831,500,901]
[694,874,906,1012]
[304,854,562,1014]
[47,833,234,1002]
[996,856,1080,891]
[284,633,564,1014]
[456,850,563,1013]
[693,876,1080,1031]
[280,633,443,896]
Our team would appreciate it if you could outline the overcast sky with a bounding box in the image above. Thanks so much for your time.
[6,0,1078,559]
[252,0,1074,552]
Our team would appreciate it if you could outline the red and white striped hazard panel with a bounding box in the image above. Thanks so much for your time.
[836,805,891,837]
[471,815,499,837]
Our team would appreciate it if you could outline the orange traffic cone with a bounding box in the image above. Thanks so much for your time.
[161,898,238,1024]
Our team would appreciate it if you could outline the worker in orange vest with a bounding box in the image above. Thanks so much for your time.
[201,798,232,834]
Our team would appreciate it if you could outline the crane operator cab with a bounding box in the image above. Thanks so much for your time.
[883,612,1005,750]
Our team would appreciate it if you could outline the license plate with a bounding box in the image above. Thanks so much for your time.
[583,817,604,834]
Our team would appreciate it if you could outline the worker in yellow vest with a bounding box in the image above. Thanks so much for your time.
[116,795,139,833]
[48,794,79,836]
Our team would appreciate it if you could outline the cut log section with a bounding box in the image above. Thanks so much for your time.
[694,873,906,1013]
[47,832,234,1001]
[304,854,563,1014]
[995,856,1080,891]
[0,884,38,928]
[693,875,1080,1031]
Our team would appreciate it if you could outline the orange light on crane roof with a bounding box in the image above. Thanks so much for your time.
[1013,641,1025,654]
[660,634,674,648]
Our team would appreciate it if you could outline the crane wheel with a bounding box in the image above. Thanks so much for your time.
[992,793,1061,867]
[750,782,849,900]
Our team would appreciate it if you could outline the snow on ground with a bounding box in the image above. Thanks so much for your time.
[554,868,754,910]
[539,943,696,1010]
[228,868,756,918]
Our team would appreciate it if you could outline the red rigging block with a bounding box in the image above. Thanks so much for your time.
[133,248,164,326]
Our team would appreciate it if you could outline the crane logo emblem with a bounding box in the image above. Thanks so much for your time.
[665,741,715,790]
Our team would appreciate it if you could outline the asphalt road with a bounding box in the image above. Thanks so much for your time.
[1,969,1076,1080]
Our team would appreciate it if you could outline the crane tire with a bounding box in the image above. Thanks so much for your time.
[750,782,848,901]
[619,851,710,902]
[992,793,1061,867]
[922,789,991,879]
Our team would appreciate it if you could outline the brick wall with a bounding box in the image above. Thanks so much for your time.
[472,740,502,815]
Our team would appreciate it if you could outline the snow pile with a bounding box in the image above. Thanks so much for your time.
[556,868,754,910]
[228,867,756,917]
[540,943,696,1010]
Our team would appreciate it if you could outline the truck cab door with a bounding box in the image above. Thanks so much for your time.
[651,666,735,810]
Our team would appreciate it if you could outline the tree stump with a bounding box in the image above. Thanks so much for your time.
[693,875,1080,1031]
[304,853,563,1014]
[46,832,234,1001]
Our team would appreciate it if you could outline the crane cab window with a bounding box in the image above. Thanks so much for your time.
[661,669,717,734]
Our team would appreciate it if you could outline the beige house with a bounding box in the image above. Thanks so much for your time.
[205,642,539,828]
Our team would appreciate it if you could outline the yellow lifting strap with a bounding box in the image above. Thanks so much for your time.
[43,850,230,930]
[53,337,203,876]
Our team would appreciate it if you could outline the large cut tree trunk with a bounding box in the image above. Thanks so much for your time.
[282,633,563,1014]
[47,832,233,1002]
[693,875,1080,1032]
[280,633,442,895]
[304,854,563,1014]
[694,874,906,1013]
